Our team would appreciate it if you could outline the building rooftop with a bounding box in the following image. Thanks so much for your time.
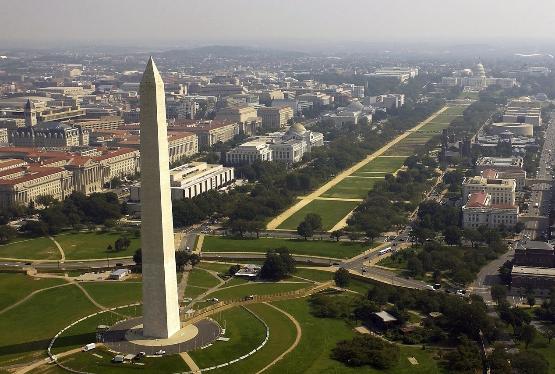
[373,311,397,323]
[515,240,554,252]
[466,192,489,207]
[512,266,555,278]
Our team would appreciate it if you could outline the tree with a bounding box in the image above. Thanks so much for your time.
[106,244,113,252]
[443,226,461,246]
[304,213,322,231]
[20,220,48,237]
[347,231,361,242]
[444,338,482,373]
[330,230,343,242]
[365,226,381,244]
[544,324,555,344]
[331,335,400,369]
[519,324,536,349]
[463,228,482,247]
[0,225,16,244]
[491,284,508,305]
[407,257,424,277]
[228,264,241,276]
[334,268,351,288]
[410,226,434,245]
[297,213,322,239]
[527,294,536,308]
[133,249,142,264]
[114,238,124,251]
[512,350,548,374]
[260,248,295,280]
[175,251,200,271]
[35,195,58,208]
[297,221,314,240]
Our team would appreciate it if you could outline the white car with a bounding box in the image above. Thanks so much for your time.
[155,349,166,356]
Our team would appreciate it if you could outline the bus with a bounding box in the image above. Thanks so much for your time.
[378,247,392,255]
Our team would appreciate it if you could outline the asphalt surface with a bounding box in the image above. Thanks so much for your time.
[522,113,555,240]
[103,318,221,355]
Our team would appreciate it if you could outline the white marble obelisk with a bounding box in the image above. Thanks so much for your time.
[139,57,181,339]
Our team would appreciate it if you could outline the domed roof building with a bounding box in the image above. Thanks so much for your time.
[475,62,486,77]
[287,123,307,135]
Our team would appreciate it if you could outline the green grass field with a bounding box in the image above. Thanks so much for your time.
[197,262,234,274]
[202,236,373,259]
[266,298,440,374]
[57,346,188,374]
[0,273,66,311]
[293,268,335,282]
[205,282,311,302]
[189,306,267,368]
[321,177,379,199]
[354,156,406,174]
[79,281,142,308]
[277,199,359,231]
[0,237,60,260]
[184,268,222,299]
[0,231,141,261]
[203,303,297,374]
[56,231,140,260]
[0,284,98,366]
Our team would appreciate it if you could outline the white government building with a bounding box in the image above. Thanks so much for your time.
[462,175,516,205]
[226,123,324,165]
[129,161,234,202]
[462,191,519,229]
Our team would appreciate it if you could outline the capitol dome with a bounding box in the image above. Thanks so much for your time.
[288,123,307,134]
[475,63,486,77]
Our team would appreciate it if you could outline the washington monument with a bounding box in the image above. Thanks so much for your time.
[139,57,181,339]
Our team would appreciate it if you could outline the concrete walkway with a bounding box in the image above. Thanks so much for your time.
[48,236,65,262]
[256,302,302,374]
[266,106,448,230]
[180,352,201,373]
[14,347,83,374]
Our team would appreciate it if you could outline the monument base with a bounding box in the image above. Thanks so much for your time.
[103,317,221,355]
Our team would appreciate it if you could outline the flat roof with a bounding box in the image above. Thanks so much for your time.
[512,266,555,277]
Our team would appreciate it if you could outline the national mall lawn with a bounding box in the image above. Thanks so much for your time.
[201,235,378,259]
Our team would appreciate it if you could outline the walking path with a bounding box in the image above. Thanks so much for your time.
[266,106,448,230]
[328,208,356,233]
[14,347,83,374]
[256,302,302,374]
[180,352,201,373]
[48,236,65,262]
[0,282,72,316]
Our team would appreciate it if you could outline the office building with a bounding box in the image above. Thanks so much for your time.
[462,175,516,205]
[462,191,518,229]
[257,106,294,130]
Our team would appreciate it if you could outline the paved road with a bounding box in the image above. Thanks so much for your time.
[469,248,514,305]
[523,113,555,240]
[103,318,221,355]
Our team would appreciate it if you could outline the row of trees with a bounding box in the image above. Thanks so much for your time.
[133,249,200,272]
[346,154,439,241]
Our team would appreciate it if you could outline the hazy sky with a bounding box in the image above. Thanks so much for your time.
[1,0,554,48]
